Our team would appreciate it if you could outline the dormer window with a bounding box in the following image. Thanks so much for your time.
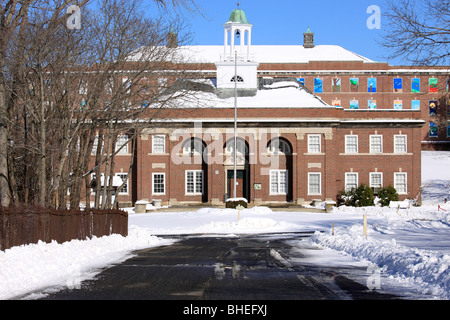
[231,75,244,83]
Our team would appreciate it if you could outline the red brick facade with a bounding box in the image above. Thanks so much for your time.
[105,105,423,207]
[86,10,448,208]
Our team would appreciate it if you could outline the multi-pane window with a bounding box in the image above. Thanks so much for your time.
[105,78,114,94]
[116,173,128,194]
[394,135,407,153]
[122,76,131,93]
[345,135,358,153]
[152,135,165,154]
[186,170,203,195]
[116,135,129,154]
[370,173,383,194]
[370,135,383,153]
[308,134,321,153]
[270,170,288,195]
[308,173,321,195]
[79,79,88,95]
[92,137,101,155]
[231,75,244,82]
[394,173,407,194]
[152,173,165,195]
[345,173,358,191]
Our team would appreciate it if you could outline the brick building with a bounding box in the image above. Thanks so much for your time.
[92,8,449,208]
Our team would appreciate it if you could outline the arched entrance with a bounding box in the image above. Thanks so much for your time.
[182,137,208,203]
[224,137,250,202]
[267,137,293,203]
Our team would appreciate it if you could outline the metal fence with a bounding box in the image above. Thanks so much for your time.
[0,207,128,251]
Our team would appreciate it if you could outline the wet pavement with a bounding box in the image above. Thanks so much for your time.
[39,233,400,301]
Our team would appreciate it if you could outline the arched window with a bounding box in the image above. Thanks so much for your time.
[268,138,291,155]
[225,138,248,156]
[183,138,205,156]
[230,75,244,83]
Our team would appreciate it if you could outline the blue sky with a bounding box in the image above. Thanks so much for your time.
[183,0,405,65]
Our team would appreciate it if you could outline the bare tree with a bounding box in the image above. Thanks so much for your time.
[381,0,450,66]
[2,0,203,208]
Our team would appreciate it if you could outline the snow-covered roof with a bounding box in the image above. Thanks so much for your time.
[157,84,329,109]
[172,45,375,64]
[217,87,328,108]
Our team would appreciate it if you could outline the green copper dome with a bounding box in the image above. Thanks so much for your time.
[227,9,250,24]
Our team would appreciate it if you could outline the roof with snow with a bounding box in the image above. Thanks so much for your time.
[158,78,330,109]
[170,45,375,64]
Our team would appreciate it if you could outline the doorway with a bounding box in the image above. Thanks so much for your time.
[227,170,247,200]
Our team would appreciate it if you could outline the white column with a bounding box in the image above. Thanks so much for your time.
[247,28,252,61]
[239,28,244,56]
[224,28,228,61]
[230,26,235,60]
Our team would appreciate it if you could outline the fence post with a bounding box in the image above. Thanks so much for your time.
[363,214,368,239]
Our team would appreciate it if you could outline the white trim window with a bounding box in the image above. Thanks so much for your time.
[270,170,288,195]
[308,172,322,195]
[370,135,383,153]
[152,135,166,154]
[394,135,407,153]
[186,170,203,195]
[92,136,101,155]
[116,173,129,194]
[116,135,129,154]
[370,172,383,194]
[308,134,321,153]
[152,173,165,195]
[79,79,88,95]
[394,173,407,195]
[345,172,358,191]
[345,135,358,153]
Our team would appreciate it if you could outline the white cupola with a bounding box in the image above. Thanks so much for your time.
[216,6,259,91]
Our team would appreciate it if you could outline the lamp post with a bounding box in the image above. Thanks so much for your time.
[233,50,238,199]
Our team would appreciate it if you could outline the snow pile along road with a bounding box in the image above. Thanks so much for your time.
[0,226,174,300]
[310,203,450,299]
[1,151,449,300]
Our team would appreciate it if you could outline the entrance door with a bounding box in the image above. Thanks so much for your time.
[227,170,245,199]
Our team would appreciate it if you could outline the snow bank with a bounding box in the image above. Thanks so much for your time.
[310,204,450,299]
[421,151,450,205]
[0,226,173,300]
[192,206,297,234]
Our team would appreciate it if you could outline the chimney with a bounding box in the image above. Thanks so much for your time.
[167,28,178,48]
[303,26,315,49]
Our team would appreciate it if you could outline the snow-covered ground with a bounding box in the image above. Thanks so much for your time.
[1,151,449,300]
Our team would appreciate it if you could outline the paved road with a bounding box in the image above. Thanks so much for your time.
[40,233,399,300]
